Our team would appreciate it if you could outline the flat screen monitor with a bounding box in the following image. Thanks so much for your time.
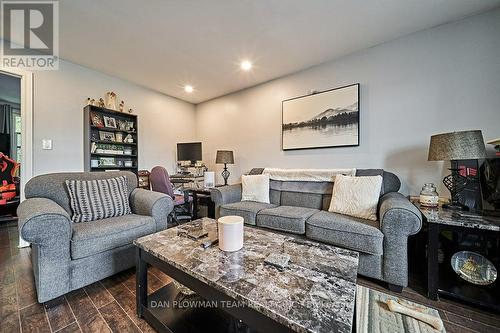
[177,142,202,163]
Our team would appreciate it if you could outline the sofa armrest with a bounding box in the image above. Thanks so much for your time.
[130,188,173,231]
[17,197,72,302]
[379,192,422,237]
[378,192,422,288]
[211,184,242,218]
[211,184,242,205]
[17,197,72,245]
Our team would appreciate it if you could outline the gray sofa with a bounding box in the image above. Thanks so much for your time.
[17,171,173,303]
[211,168,422,290]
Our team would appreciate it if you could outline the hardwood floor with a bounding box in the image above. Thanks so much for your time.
[0,222,170,333]
[1,221,499,333]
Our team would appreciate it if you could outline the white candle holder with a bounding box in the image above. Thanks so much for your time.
[217,216,244,252]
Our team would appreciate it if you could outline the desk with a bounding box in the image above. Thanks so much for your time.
[170,174,204,188]
[414,202,500,311]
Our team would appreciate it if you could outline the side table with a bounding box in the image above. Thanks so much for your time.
[414,202,500,311]
[187,187,216,219]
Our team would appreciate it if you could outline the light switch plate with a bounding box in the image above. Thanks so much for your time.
[42,139,52,150]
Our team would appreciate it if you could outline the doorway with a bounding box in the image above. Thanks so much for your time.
[0,72,21,223]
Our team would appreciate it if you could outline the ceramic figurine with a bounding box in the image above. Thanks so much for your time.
[85,97,91,106]
[104,91,117,110]
[124,134,134,143]
[128,108,133,114]
[98,98,105,107]
[90,98,96,106]
[119,100,125,112]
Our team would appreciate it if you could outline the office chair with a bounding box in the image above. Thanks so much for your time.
[150,166,193,225]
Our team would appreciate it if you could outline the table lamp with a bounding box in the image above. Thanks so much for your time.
[428,130,486,211]
[216,150,234,186]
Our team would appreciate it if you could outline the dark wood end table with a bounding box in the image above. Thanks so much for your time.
[414,202,500,311]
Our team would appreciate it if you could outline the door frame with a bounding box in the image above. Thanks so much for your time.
[0,67,34,248]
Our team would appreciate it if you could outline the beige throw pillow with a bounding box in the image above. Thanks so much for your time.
[328,174,383,221]
[241,174,270,204]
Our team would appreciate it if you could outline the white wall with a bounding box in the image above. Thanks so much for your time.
[33,59,196,175]
[196,9,500,195]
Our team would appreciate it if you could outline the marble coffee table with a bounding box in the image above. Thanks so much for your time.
[134,217,359,333]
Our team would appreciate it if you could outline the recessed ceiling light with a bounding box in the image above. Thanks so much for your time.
[184,85,194,93]
[240,60,252,71]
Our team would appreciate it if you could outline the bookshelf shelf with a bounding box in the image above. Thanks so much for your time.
[84,105,139,174]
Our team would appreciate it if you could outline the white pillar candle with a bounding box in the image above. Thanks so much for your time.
[218,216,244,252]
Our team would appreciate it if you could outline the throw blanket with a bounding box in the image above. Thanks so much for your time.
[262,168,356,182]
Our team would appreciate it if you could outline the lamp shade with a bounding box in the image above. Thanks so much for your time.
[428,130,486,161]
[216,150,234,164]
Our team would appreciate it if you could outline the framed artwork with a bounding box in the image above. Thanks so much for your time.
[103,116,117,128]
[90,111,104,127]
[99,131,116,142]
[281,83,359,150]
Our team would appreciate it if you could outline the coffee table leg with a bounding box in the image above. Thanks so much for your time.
[136,247,148,318]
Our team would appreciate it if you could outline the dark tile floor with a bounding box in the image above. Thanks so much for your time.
[1,221,499,333]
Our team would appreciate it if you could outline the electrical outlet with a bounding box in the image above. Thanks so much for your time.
[42,139,52,150]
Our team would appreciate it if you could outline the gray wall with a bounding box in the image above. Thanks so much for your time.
[33,59,196,175]
[196,9,500,195]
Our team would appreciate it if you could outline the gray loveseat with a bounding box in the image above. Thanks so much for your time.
[211,168,422,291]
[17,171,173,303]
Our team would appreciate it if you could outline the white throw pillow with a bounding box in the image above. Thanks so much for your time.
[328,174,383,221]
[241,174,270,204]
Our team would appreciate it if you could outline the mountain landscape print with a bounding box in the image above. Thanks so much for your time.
[282,84,359,150]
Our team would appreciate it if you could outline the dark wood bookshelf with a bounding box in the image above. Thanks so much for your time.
[84,105,139,174]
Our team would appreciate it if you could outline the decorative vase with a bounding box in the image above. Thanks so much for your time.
[218,216,244,252]
[420,183,439,207]
[104,92,117,110]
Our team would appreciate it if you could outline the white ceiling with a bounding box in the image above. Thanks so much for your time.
[53,1,500,103]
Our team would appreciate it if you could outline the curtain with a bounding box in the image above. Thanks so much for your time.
[0,104,12,134]
[0,104,12,156]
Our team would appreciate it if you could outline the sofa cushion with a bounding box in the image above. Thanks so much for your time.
[257,206,319,234]
[71,214,155,259]
[241,174,270,203]
[280,191,323,209]
[66,176,132,223]
[220,201,277,225]
[24,171,137,214]
[306,211,383,255]
[328,174,382,221]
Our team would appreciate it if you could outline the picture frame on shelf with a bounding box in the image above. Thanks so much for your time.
[126,121,135,132]
[99,131,116,142]
[99,157,116,166]
[103,116,117,128]
[90,111,104,127]
[118,119,128,131]
[91,131,99,141]
[115,132,123,142]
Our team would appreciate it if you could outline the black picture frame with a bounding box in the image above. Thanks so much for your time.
[281,83,360,151]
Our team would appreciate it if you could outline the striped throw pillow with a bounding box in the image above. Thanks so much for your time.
[66,176,132,223]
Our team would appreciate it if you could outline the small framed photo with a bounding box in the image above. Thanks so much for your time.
[99,157,116,166]
[118,119,128,131]
[99,131,115,142]
[91,131,99,141]
[90,111,104,127]
[103,116,117,128]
